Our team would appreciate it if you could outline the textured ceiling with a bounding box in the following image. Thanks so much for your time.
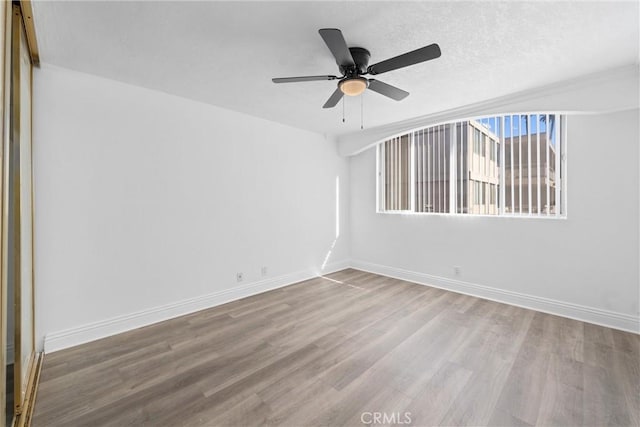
[32,1,639,137]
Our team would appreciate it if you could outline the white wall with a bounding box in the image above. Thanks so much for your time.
[338,65,639,156]
[33,65,350,352]
[349,108,639,332]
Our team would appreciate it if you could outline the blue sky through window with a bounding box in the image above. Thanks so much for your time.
[476,114,556,145]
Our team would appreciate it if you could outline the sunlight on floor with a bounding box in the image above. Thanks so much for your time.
[320,276,366,291]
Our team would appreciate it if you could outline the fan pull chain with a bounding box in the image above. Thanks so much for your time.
[360,94,364,130]
[342,97,345,123]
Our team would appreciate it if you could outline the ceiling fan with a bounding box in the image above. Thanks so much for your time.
[272,28,441,109]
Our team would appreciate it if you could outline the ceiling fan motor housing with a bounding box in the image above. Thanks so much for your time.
[339,47,371,76]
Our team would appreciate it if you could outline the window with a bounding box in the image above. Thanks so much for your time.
[482,135,487,157]
[473,129,481,154]
[473,182,480,205]
[377,114,565,217]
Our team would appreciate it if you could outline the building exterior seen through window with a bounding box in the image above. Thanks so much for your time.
[377,114,564,217]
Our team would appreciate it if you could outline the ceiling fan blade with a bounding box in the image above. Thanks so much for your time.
[367,79,409,101]
[272,75,338,83]
[323,87,344,109]
[319,28,355,68]
[367,43,441,75]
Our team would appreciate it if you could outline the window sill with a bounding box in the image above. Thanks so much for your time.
[376,211,567,220]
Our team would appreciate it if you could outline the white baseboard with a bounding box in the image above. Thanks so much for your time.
[44,260,350,353]
[351,260,640,334]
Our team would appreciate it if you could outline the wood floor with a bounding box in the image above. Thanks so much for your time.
[32,269,639,426]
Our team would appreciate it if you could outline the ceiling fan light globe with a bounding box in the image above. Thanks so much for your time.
[339,78,368,96]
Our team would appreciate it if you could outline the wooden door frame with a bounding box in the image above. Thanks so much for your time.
[0,1,11,425]
[2,1,38,425]
[11,3,24,414]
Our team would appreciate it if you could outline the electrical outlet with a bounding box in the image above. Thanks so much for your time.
[453,266,461,276]
[236,272,243,282]
[261,266,268,277]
